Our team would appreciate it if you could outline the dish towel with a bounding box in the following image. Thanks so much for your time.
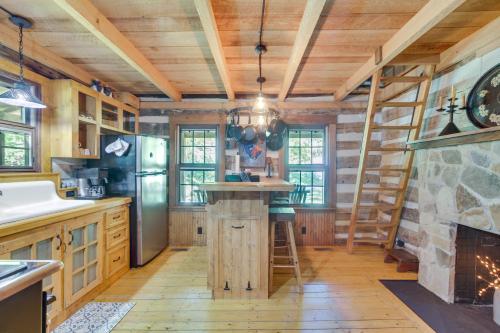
[104,138,130,156]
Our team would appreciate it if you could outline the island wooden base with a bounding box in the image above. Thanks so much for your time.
[206,191,270,299]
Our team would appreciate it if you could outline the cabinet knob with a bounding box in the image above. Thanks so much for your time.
[224,281,230,291]
[246,281,252,291]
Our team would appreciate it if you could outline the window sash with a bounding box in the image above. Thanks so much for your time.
[177,125,219,205]
[285,125,328,206]
[0,122,35,170]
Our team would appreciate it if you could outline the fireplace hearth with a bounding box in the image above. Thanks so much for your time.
[454,225,500,304]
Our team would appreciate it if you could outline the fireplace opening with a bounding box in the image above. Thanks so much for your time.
[454,224,500,304]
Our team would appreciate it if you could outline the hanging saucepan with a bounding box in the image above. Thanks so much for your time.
[268,111,287,135]
[266,131,284,151]
[256,112,269,141]
[240,113,258,144]
[227,111,243,141]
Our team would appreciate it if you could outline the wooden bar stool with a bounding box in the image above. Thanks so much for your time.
[269,207,303,293]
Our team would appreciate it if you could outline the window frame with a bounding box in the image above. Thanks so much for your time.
[176,124,219,206]
[0,71,41,172]
[285,124,329,207]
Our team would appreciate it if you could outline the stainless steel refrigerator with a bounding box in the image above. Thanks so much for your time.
[90,135,168,267]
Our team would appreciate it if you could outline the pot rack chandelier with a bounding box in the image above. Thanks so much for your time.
[0,6,46,109]
[252,0,268,115]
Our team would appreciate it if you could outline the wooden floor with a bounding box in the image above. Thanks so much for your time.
[95,246,434,332]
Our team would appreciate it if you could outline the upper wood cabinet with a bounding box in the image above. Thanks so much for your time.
[50,80,139,159]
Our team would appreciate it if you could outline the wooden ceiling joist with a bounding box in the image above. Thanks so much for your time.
[334,0,467,101]
[194,0,235,100]
[0,22,94,85]
[53,0,182,101]
[139,100,366,111]
[278,0,326,101]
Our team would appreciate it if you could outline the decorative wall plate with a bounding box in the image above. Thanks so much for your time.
[466,64,500,128]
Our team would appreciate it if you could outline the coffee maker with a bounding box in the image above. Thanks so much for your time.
[76,168,108,199]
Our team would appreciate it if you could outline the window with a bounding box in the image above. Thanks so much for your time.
[0,77,39,171]
[287,127,327,205]
[178,126,218,204]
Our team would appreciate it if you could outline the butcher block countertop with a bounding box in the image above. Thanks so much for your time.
[0,197,131,238]
[201,180,294,192]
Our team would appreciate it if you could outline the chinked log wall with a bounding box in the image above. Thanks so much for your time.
[161,109,371,247]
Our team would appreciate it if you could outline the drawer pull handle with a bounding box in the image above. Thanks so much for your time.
[112,215,121,220]
[231,225,244,229]
[113,233,121,239]
[113,256,121,263]
[224,281,230,291]
[68,231,74,245]
[246,281,252,291]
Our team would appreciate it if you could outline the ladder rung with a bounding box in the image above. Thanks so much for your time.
[377,102,424,108]
[358,204,398,210]
[371,125,418,130]
[352,238,390,244]
[362,186,403,191]
[365,167,408,172]
[355,222,397,228]
[381,76,428,83]
[369,147,409,152]
[273,264,296,268]
[274,255,293,259]
[274,246,289,249]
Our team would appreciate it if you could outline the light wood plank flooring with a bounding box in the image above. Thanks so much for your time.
[95,246,434,332]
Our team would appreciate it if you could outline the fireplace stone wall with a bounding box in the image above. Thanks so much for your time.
[416,141,500,303]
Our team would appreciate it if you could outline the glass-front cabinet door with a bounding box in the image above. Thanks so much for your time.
[0,224,63,321]
[64,212,104,307]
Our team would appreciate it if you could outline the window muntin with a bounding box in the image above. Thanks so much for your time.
[178,127,217,204]
[287,127,327,205]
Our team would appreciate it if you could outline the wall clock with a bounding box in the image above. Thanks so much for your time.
[466,64,500,128]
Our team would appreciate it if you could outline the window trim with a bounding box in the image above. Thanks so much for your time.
[0,70,41,172]
[285,125,329,207]
[176,124,219,206]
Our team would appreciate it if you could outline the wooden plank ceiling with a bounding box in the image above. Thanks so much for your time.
[0,0,498,99]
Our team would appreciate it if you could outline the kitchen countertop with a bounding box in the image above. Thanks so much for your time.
[0,260,63,302]
[200,180,294,192]
[0,197,131,238]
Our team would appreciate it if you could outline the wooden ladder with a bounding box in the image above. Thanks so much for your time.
[347,64,435,253]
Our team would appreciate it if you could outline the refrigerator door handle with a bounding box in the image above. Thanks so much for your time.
[135,170,167,177]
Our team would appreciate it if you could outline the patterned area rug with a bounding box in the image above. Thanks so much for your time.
[53,302,135,333]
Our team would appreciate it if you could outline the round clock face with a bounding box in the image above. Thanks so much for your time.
[466,64,500,128]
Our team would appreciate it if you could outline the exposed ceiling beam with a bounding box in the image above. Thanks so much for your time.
[278,0,326,102]
[194,0,235,100]
[53,0,182,101]
[334,0,466,101]
[0,22,94,85]
[139,100,366,111]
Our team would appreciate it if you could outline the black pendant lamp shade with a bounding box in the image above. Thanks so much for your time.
[0,12,46,109]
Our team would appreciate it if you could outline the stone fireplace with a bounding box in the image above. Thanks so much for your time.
[416,141,500,303]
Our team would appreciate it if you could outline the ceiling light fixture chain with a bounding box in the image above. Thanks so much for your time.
[253,0,268,115]
[18,24,24,83]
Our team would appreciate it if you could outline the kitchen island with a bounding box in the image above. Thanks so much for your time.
[201,180,294,299]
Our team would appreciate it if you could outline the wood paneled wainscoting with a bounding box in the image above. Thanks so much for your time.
[169,207,336,247]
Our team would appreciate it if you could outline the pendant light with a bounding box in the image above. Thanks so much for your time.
[252,0,268,115]
[0,11,46,109]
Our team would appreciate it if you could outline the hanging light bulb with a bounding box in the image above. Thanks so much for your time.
[0,14,46,109]
[253,91,268,114]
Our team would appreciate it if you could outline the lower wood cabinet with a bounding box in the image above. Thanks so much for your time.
[0,204,130,327]
[63,212,104,307]
[0,224,63,321]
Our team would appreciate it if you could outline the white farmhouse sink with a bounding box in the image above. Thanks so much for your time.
[0,181,94,225]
